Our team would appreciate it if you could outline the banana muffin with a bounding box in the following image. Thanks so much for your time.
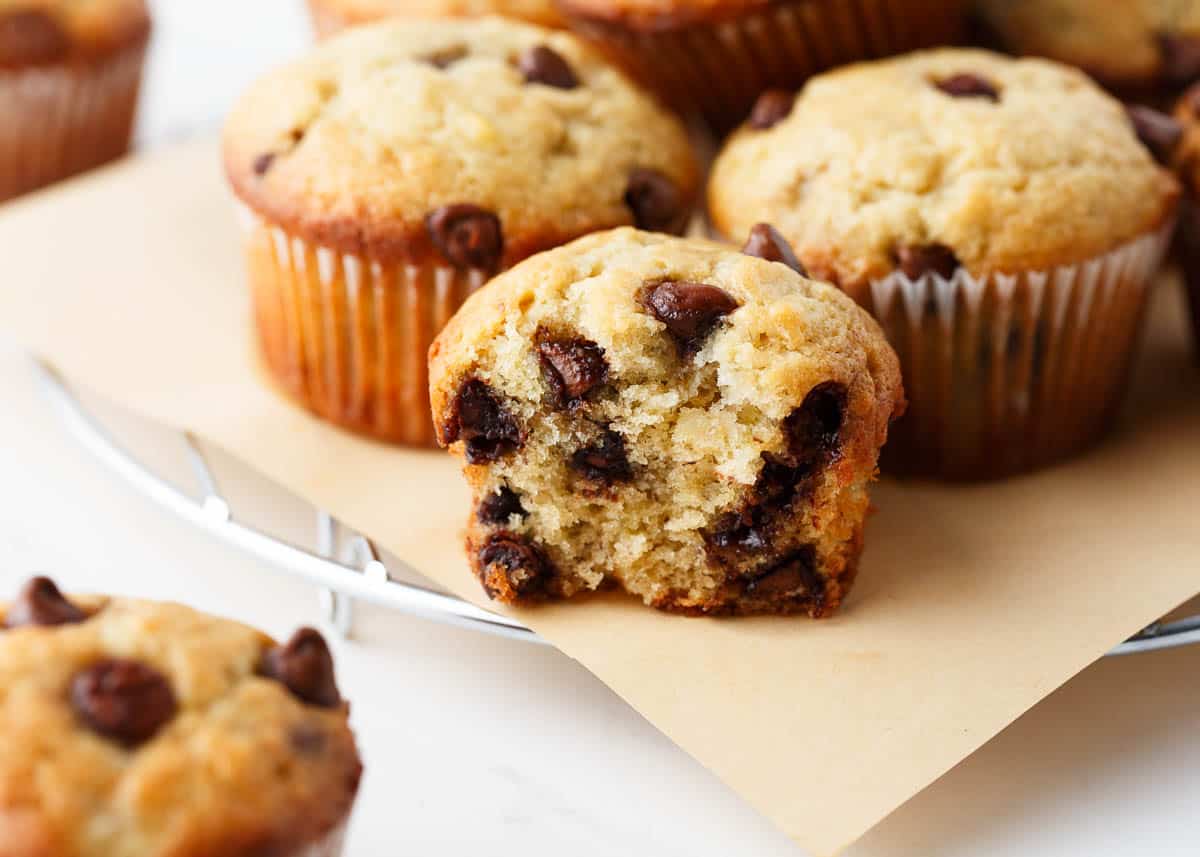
[0,577,362,857]
[307,0,563,37]
[429,228,904,616]
[0,0,150,202]
[709,49,1180,479]
[224,17,698,446]
[555,0,965,130]
[975,0,1200,94]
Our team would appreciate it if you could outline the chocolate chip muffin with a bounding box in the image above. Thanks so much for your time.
[428,228,904,616]
[307,0,563,37]
[709,49,1180,480]
[0,0,150,202]
[555,0,966,131]
[224,17,698,446]
[975,0,1200,95]
[0,577,361,857]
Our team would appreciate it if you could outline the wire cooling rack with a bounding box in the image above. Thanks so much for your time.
[32,358,1200,655]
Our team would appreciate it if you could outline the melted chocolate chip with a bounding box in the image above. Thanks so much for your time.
[420,44,468,69]
[785,381,848,463]
[478,485,527,524]
[1157,33,1200,85]
[1127,104,1183,165]
[934,73,1000,101]
[478,535,548,599]
[745,547,823,602]
[536,336,609,407]
[748,89,795,130]
[624,168,682,233]
[0,10,69,67]
[518,45,578,89]
[71,659,177,747]
[896,243,960,280]
[260,628,341,709]
[252,153,275,176]
[570,430,632,484]
[5,577,86,629]
[443,379,523,464]
[707,455,812,553]
[426,204,504,271]
[741,223,806,275]
[641,280,739,352]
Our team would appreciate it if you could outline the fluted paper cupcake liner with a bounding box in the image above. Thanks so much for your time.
[0,44,146,203]
[561,0,962,130]
[237,205,489,447]
[1175,196,1200,360]
[865,222,1174,480]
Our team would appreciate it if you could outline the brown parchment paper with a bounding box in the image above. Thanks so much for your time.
[2,141,1198,856]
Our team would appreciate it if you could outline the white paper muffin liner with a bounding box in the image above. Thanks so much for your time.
[560,0,962,130]
[0,44,146,203]
[236,204,489,447]
[865,222,1175,480]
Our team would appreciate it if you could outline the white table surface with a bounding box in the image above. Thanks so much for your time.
[1,2,1196,854]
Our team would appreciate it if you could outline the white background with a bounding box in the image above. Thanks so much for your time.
[0,1,1196,854]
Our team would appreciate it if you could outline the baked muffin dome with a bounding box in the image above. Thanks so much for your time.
[0,0,148,65]
[224,16,699,269]
[975,0,1200,90]
[709,48,1180,295]
[0,578,361,857]
[429,228,904,616]
[307,0,563,36]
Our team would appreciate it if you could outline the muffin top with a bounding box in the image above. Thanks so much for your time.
[0,0,149,66]
[430,227,903,485]
[0,578,361,857]
[975,0,1200,88]
[708,49,1180,293]
[224,17,699,270]
[313,0,563,30]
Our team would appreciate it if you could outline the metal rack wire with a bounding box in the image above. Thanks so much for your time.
[32,358,1200,655]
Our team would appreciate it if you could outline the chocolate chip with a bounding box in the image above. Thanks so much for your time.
[745,547,823,602]
[478,535,548,599]
[896,243,960,280]
[641,280,739,352]
[624,168,682,233]
[426,204,504,272]
[442,379,523,464]
[478,486,527,524]
[536,336,609,407]
[260,628,341,709]
[784,381,847,463]
[748,89,795,130]
[706,454,812,553]
[0,10,69,67]
[1157,33,1200,85]
[252,153,275,176]
[71,659,177,747]
[741,223,806,276]
[5,577,86,629]
[420,44,468,69]
[934,73,999,101]
[570,430,632,484]
[518,44,578,89]
[1126,104,1183,165]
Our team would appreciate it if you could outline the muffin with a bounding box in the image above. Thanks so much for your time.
[1172,84,1200,356]
[709,49,1180,480]
[0,0,150,203]
[555,0,966,131]
[428,228,904,616]
[307,0,563,37]
[0,576,362,856]
[224,17,698,446]
[975,0,1200,95]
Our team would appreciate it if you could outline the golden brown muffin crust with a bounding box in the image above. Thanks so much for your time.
[308,0,564,31]
[0,591,361,857]
[0,0,149,66]
[223,17,698,266]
